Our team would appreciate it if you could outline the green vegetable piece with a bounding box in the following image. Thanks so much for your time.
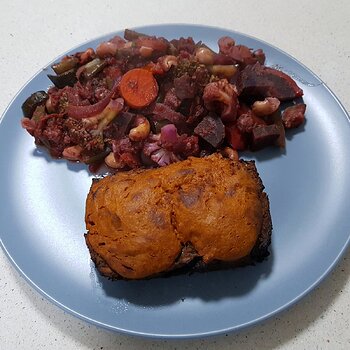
[83,58,106,79]
[52,57,79,75]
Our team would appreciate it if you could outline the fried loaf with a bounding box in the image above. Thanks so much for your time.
[85,154,272,280]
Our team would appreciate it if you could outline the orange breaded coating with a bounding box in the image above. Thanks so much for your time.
[85,154,272,279]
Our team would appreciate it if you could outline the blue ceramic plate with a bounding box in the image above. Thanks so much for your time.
[1,24,349,339]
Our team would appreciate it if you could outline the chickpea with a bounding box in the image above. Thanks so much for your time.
[62,145,83,161]
[162,55,178,69]
[209,65,238,79]
[129,116,151,141]
[252,97,280,117]
[139,46,154,58]
[195,47,215,65]
[104,152,124,169]
[221,147,239,161]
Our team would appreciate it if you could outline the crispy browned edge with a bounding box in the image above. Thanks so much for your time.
[84,160,273,280]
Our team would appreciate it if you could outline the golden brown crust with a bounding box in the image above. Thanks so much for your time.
[85,153,272,280]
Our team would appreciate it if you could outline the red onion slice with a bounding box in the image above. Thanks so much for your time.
[66,79,120,119]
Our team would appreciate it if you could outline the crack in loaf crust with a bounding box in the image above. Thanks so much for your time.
[84,153,272,280]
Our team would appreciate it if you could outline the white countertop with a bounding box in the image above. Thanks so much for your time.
[0,0,349,348]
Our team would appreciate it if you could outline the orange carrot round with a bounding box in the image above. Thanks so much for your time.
[119,68,159,109]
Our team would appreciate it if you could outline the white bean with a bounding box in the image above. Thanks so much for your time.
[195,47,215,65]
[221,147,239,161]
[104,152,124,169]
[252,97,280,117]
[129,117,150,141]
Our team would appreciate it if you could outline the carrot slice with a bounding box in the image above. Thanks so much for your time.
[119,68,159,109]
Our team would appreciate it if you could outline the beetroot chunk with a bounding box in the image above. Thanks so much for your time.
[282,103,306,129]
[174,74,197,100]
[163,88,181,110]
[236,111,266,133]
[251,124,281,150]
[170,37,196,54]
[218,37,261,66]
[194,115,225,148]
[224,45,259,66]
[238,63,303,101]
[152,103,186,125]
